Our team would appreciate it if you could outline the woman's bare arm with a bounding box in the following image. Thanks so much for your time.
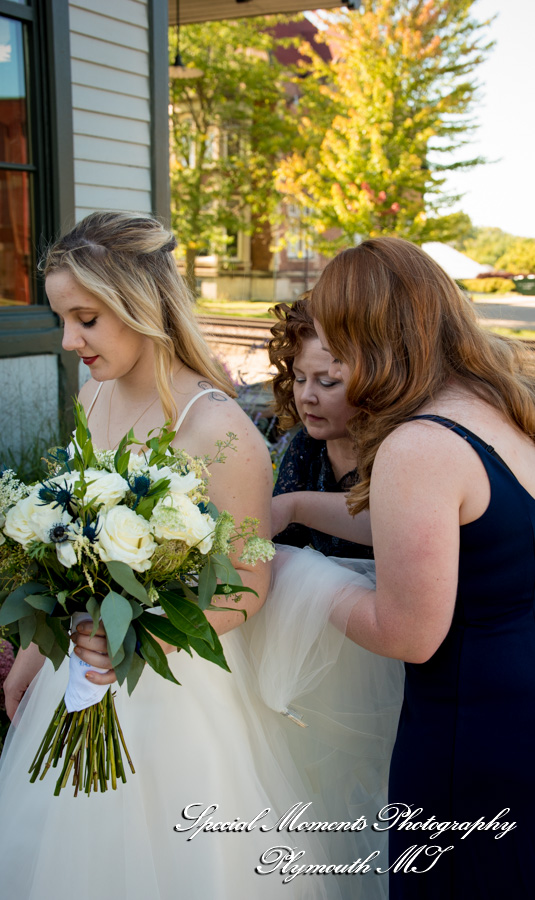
[3,643,45,720]
[272,490,373,544]
[330,424,478,662]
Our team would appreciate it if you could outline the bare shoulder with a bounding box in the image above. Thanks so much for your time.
[175,385,271,466]
[373,419,480,496]
[376,419,469,463]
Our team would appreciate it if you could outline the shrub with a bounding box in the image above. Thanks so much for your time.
[461,278,515,294]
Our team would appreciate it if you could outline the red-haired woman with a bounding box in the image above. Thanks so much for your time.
[273,236,535,899]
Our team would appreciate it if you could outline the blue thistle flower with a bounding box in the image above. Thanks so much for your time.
[48,448,72,472]
[82,517,101,543]
[37,478,75,513]
[127,474,152,509]
[38,485,56,504]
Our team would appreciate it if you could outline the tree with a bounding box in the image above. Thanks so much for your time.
[275,1,493,250]
[452,226,518,266]
[169,18,295,292]
[495,239,535,274]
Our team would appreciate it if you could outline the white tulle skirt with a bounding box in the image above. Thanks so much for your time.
[0,547,404,900]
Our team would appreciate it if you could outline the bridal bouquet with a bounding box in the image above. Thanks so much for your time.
[0,402,274,796]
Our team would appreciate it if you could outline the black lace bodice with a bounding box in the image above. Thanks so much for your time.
[273,429,374,559]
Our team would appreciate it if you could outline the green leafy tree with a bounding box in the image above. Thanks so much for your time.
[169,18,295,291]
[276,1,493,250]
[452,226,518,265]
[495,239,535,274]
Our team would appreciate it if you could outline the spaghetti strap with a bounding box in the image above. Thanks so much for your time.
[406,413,515,476]
[174,388,227,433]
[85,382,103,420]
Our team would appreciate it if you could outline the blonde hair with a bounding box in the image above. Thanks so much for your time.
[311,236,535,514]
[41,212,235,422]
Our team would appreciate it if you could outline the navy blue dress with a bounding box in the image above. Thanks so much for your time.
[273,429,374,559]
[388,417,535,898]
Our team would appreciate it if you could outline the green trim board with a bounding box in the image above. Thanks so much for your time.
[149,0,171,224]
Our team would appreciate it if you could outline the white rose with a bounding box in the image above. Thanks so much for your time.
[97,506,157,572]
[48,472,78,489]
[83,469,129,509]
[4,492,72,547]
[147,465,201,495]
[150,494,214,554]
[127,452,149,474]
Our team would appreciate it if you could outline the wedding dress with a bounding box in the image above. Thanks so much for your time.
[0,546,403,900]
[0,389,404,899]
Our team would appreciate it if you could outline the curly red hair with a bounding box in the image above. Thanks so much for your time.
[268,294,317,431]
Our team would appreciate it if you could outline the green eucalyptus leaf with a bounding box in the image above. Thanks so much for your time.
[84,595,101,637]
[158,593,213,646]
[47,616,70,655]
[33,618,57,660]
[126,650,145,695]
[19,613,37,649]
[137,625,179,685]
[138,612,192,653]
[25,593,57,614]
[113,623,137,686]
[47,639,67,671]
[55,590,70,611]
[106,560,149,605]
[100,590,133,659]
[0,581,46,625]
[109,642,125,669]
[126,597,144,619]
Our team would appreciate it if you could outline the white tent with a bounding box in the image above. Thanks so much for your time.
[422,242,492,280]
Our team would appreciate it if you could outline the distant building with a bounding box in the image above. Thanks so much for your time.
[422,243,493,280]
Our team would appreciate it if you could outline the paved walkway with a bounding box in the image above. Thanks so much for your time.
[473,295,535,330]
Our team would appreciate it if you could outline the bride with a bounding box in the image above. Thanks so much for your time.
[0,212,401,900]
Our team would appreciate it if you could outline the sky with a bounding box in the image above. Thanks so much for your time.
[440,0,535,238]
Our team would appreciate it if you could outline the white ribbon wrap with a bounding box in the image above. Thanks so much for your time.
[64,612,110,713]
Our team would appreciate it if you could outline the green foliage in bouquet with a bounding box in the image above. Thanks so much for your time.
[0,401,274,795]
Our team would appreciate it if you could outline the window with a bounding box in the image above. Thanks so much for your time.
[286,206,314,260]
[0,11,33,305]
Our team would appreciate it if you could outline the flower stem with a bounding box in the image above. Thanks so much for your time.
[28,689,134,797]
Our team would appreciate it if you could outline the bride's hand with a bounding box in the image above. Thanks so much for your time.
[271,493,296,537]
[70,621,117,685]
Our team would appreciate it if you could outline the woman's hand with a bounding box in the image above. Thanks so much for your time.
[70,621,117,686]
[271,493,296,537]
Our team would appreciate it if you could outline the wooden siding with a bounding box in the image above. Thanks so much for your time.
[69,0,152,221]
[0,356,59,463]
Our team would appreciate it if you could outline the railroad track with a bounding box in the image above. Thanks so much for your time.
[197,313,535,357]
[196,314,275,347]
